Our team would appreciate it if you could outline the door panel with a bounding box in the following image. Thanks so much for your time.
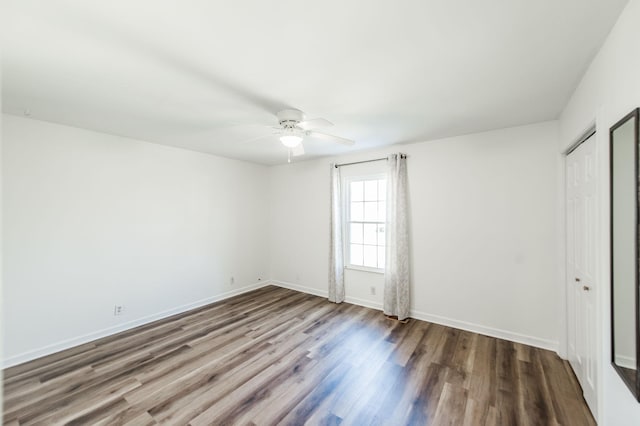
[566,133,597,417]
[567,196,577,361]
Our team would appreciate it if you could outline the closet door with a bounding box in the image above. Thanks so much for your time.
[566,133,597,416]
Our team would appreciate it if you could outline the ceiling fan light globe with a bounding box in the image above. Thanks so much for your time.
[280,135,303,148]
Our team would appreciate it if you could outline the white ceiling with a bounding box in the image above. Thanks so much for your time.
[2,0,629,165]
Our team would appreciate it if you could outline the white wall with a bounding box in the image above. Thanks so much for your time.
[559,0,640,423]
[270,121,560,350]
[1,114,270,366]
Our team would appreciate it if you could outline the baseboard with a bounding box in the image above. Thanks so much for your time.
[271,280,328,298]
[2,280,270,369]
[6,280,559,368]
[271,280,558,352]
[270,280,383,311]
[615,354,636,370]
[345,295,383,311]
[409,309,559,352]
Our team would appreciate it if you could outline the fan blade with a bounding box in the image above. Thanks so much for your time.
[298,118,334,131]
[292,143,305,156]
[308,131,355,146]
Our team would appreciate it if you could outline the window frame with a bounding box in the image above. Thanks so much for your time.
[343,173,387,274]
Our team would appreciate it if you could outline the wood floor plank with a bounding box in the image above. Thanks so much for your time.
[3,286,595,425]
[147,324,315,423]
[432,382,468,426]
[310,337,396,422]
[384,323,446,423]
[23,376,142,425]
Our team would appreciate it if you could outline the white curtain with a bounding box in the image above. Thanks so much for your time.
[328,163,345,303]
[384,154,410,320]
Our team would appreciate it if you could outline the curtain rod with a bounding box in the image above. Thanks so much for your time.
[334,154,406,168]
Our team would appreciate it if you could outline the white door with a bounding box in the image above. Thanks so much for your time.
[566,133,597,416]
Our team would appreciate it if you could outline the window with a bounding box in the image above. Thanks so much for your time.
[346,177,386,270]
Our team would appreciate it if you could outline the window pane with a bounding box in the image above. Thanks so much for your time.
[378,246,386,268]
[348,177,387,271]
[364,201,377,221]
[363,223,377,245]
[364,180,378,201]
[350,244,363,266]
[377,224,386,246]
[363,245,377,268]
[351,181,364,202]
[378,201,386,222]
[378,179,386,201]
[350,223,363,244]
[351,202,363,221]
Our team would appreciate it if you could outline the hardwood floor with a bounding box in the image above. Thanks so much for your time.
[3,286,595,425]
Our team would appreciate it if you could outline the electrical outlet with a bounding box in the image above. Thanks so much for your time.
[114,305,124,316]
[370,286,376,296]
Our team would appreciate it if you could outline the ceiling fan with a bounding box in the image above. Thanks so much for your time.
[245,109,355,161]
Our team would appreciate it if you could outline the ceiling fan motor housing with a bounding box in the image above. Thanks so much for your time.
[277,109,305,128]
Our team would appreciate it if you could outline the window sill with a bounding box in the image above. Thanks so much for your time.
[345,265,385,275]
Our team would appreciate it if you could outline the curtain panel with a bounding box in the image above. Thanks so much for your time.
[383,154,410,320]
[328,163,345,303]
